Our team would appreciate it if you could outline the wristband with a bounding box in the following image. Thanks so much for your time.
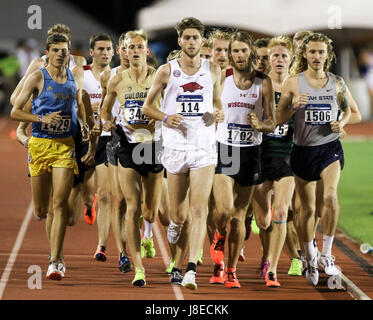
[163,114,169,123]
[38,115,42,122]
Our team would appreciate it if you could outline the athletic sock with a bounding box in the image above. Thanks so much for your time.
[143,220,153,239]
[321,234,334,256]
[304,241,316,261]
[186,262,196,273]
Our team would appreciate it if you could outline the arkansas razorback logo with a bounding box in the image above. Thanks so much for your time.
[180,82,203,92]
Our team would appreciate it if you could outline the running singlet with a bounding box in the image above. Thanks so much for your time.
[109,67,126,128]
[216,71,264,147]
[32,67,77,139]
[261,91,294,158]
[117,67,160,143]
[293,72,340,146]
[162,58,215,151]
[82,65,110,137]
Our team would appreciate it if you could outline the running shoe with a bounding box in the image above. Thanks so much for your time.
[167,221,183,244]
[244,215,253,240]
[46,262,62,281]
[251,216,260,235]
[170,269,183,285]
[132,268,146,287]
[209,261,225,284]
[265,272,280,288]
[288,258,302,276]
[306,256,319,286]
[197,249,203,265]
[165,258,175,274]
[319,254,340,276]
[258,260,270,278]
[119,252,132,273]
[94,245,107,262]
[143,237,156,258]
[181,270,197,290]
[58,262,66,278]
[210,232,225,264]
[84,194,97,225]
[225,270,240,288]
[238,246,245,262]
[140,239,145,259]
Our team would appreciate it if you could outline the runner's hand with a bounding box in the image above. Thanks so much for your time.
[92,120,102,136]
[293,93,308,110]
[214,109,224,123]
[81,151,95,166]
[330,120,344,133]
[41,111,62,125]
[247,113,262,131]
[102,117,117,132]
[166,114,183,128]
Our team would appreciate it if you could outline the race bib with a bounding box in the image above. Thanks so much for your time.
[305,104,332,125]
[176,95,204,117]
[124,100,148,125]
[227,123,254,145]
[267,124,289,139]
[41,115,71,134]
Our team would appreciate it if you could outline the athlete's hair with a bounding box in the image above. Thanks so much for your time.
[89,33,113,50]
[46,33,70,51]
[254,38,270,48]
[123,29,148,47]
[175,17,204,37]
[228,30,257,70]
[166,49,182,62]
[268,36,294,57]
[293,30,314,46]
[118,32,127,46]
[207,29,231,48]
[47,24,71,41]
[291,32,336,75]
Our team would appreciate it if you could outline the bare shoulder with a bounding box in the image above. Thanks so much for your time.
[25,58,45,75]
[108,71,124,89]
[73,55,87,66]
[100,69,112,85]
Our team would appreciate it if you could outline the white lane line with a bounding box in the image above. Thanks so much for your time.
[153,220,184,300]
[0,201,33,300]
[341,273,372,300]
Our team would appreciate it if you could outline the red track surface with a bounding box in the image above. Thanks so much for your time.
[1,117,373,301]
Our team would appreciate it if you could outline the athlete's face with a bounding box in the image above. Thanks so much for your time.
[178,28,204,58]
[269,45,291,74]
[46,42,69,68]
[230,40,251,71]
[200,46,211,60]
[117,42,129,69]
[91,40,114,67]
[304,41,327,71]
[255,47,269,74]
[212,39,229,70]
[125,36,148,67]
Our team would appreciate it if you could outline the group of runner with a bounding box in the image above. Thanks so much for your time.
[10,17,361,290]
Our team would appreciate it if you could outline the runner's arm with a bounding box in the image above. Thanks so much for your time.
[275,76,297,125]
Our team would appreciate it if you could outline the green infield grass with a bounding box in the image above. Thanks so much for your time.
[338,140,373,246]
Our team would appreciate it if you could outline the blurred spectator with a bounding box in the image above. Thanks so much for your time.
[0,51,20,114]
[358,44,373,117]
[14,38,40,78]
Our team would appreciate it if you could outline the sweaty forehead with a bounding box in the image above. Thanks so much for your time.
[231,40,250,50]
[255,47,268,57]
[126,36,146,46]
[306,41,327,51]
[181,28,202,37]
[212,39,229,50]
[49,42,69,50]
[270,45,289,55]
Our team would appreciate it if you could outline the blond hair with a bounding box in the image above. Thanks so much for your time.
[124,29,148,47]
[268,36,294,57]
[207,29,231,48]
[47,24,71,41]
[291,32,336,75]
[167,49,182,62]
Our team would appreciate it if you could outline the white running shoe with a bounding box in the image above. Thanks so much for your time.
[306,257,319,286]
[181,270,197,290]
[58,262,66,278]
[46,262,62,280]
[319,255,340,276]
[167,221,183,244]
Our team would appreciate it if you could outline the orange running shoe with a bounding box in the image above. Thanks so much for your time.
[210,232,225,264]
[94,245,107,262]
[265,272,280,288]
[84,194,97,225]
[209,261,225,284]
[225,268,240,288]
